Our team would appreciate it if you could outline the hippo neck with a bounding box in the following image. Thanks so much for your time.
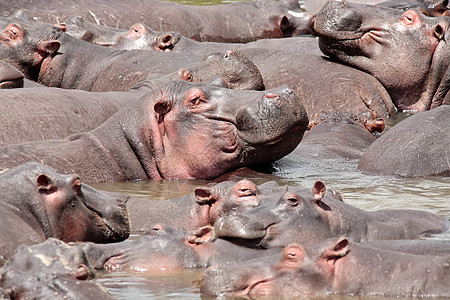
[38,34,123,90]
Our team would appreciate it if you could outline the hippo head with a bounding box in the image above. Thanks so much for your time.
[314,0,450,112]
[0,162,130,244]
[131,79,308,179]
[0,238,113,299]
[83,225,217,272]
[200,237,351,297]
[214,181,336,248]
[0,18,62,81]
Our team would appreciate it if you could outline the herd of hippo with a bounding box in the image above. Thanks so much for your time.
[0,0,449,298]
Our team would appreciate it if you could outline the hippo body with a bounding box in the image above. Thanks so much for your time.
[0,238,114,299]
[1,0,312,42]
[315,0,450,112]
[0,61,23,88]
[358,105,450,177]
[200,237,450,297]
[0,80,308,182]
[82,225,282,272]
[214,181,448,248]
[0,162,130,263]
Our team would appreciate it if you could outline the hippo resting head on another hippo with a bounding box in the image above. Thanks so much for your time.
[0,238,114,299]
[0,79,308,182]
[200,237,450,298]
[0,162,130,261]
[314,0,450,112]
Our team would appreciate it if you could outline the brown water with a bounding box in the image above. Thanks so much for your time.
[89,0,450,298]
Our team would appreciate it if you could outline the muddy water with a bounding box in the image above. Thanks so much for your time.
[89,0,449,297]
[90,113,450,300]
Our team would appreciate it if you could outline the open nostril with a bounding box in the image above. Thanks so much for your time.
[335,9,363,31]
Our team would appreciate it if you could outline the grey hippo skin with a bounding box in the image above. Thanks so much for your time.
[126,179,281,234]
[0,79,308,183]
[358,105,450,177]
[200,237,450,297]
[214,180,448,248]
[0,61,23,88]
[0,51,265,146]
[81,224,282,272]
[315,0,450,112]
[0,0,313,42]
[0,238,113,299]
[0,18,262,92]
[0,162,130,264]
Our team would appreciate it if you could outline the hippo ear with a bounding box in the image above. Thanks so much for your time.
[320,237,350,269]
[37,40,61,56]
[156,33,176,51]
[194,187,216,205]
[187,226,216,245]
[0,23,25,46]
[312,180,326,200]
[36,173,57,193]
[178,68,194,82]
[276,244,305,270]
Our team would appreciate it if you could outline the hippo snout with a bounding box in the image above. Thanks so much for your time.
[200,266,230,297]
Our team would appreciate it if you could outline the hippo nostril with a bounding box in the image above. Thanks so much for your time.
[335,10,363,31]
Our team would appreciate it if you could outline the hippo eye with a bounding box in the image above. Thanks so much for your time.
[185,88,207,108]
[284,194,300,206]
[238,188,256,197]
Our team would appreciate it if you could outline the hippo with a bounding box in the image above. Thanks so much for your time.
[0,238,113,299]
[358,105,450,177]
[1,0,313,43]
[126,179,283,234]
[379,0,450,16]
[82,224,282,272]
[0,18,264,92]
[213,181,448,248]
[0,162,130,263]
[0,79,308,183]
[0,51,265,146]
[200,237,450,297]
[0,61,23,88]
[314,0,450,112]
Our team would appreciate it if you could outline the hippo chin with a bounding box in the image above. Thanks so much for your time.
[314,0,450,112]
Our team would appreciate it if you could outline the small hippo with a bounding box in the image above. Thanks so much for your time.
[200,237,450,297]
[315,0,450,112]
[0,238,113,299]
[82,224,281,272]
[127,179,280,234]
[358,105,450,177]
[0,79,308,182]
[214,181,448,248]
[0,162,130,262]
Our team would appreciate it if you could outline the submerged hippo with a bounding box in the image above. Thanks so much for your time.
[200,237,450,297]
[214,181,448,248]
[0,238,113,299]
[82,225,281,272]
[0,79,308,182]
[358,105,450,177]
[315,0,450,112]
[0,162,130,263]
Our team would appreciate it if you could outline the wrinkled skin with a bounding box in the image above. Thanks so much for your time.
[0,52,264,146]
[0,61,23,88]
[358,105,450,177]
[82,225,281,272]
[214,181,447,248]
[1,0,313,43]
[315,0,450,112]
[0,19,264,92]
[0,238,113,299]
[200,237,450,297]
[127,179,281,234]
[0,162,130,263]
[0,80,308,182]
